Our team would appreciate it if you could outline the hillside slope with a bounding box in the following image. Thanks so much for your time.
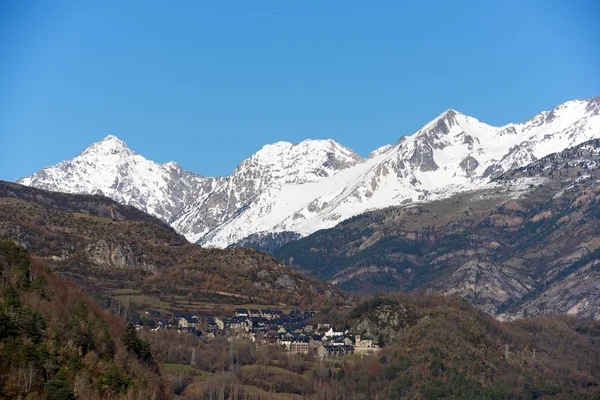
[336,294,600,398]
[0,181,349,314]
[276,139,600,319]
[0,241,167,399]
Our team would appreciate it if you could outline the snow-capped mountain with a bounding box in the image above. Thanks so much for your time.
[170,139,363,241]
[18,135,212,223]
[18,97,600,247]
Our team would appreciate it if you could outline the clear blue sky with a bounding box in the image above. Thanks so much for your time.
[1,0,599,181]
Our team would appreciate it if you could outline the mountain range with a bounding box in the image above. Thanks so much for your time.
[276,138,600,320]
[18,97,600,249]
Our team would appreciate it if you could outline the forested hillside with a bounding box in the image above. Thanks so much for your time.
[0,241,166,399]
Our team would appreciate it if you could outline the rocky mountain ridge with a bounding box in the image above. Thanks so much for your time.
[18,97,600,248]
[276,138,600,320]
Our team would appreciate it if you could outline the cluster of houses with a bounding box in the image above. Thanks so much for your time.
[170,308,380,358]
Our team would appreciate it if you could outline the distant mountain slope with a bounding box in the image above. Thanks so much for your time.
[0,181,349,313]
[18,97,600,248]
[275,139,600,320]
[227,231,302,254]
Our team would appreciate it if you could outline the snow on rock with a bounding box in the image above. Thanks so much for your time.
[17,135,211,223]
[18,97,600,247]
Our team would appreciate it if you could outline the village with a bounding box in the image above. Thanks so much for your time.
[135,307,380,358]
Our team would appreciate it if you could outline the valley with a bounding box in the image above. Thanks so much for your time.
[3,3,599,398]
[4,138,600,397]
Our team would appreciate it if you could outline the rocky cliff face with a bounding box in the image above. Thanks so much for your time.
[84,239,156,272]
[18,97,600,248]
[350,300,417,345]
[0,181,186,274]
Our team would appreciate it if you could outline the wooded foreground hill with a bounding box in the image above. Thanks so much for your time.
[0,241,167,399]
[338,294,600,399]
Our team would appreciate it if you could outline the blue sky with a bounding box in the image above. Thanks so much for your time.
[1,0,599,181]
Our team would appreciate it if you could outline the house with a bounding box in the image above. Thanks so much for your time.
[214,317,225,330]
[279,337,292,350]
[249,317,267,327]
[311,334,324,343]
[228,317,250,331]
[261,309,274,320]
[317,345,355,358]
[177,315,197,329]
[249,309,261,318]
[332,337,346,346]
[265,329,278,338]
[151,321,165,332]
[178,317,189,329]
[265,330,278,344]
[261,309,284,321]
[206,317,225,331]
[253,326,268,335]
[304,311,316,319]
[355,335,380,355]
[178,314,200,330]
[324,327,345,338]
[235,308,249,318]
[186,327,202,337]
[290,336,310,354]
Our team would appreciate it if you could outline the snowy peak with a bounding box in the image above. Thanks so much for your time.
[391,109,489,173]
[415,109,457,135]
[98,134,127,146]
[17,134,209,224]
[81,134,134,157]
[413,109,490,141]
[163,160,184,172]
[235,138,362,184]
[425,109,462,131]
